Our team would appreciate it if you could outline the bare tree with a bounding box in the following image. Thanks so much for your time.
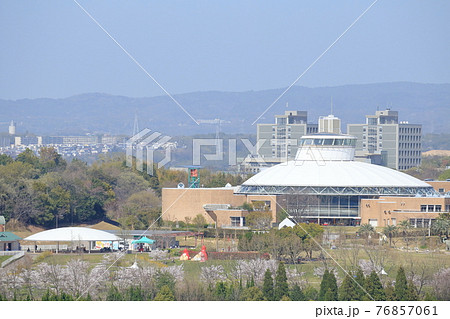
[431,268,450,300]
[232,259,278,285]
[335,243,362,272]
[65,259,93,297]
[361,244,393,279]
[405,258,435,297]
[200,265,226,287]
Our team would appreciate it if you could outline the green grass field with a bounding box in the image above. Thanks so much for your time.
[31,252,138,268]
[0,255,10,265]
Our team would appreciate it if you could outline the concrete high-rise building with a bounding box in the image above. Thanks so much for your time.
[319,114,341,134]
[347,109,422,170]
[14,136,40,146]
[41,136,99,145]
[257,111,318,159]
[8,121,16,135]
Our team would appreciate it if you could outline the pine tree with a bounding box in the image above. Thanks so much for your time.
[42,289,51,301]
[127,285,144,301]
[406,281,418,301]
[354,268,366,300]
[262,269,274,301]
[49,292,59,301]
[394,266,409,301]
[289,284,306,301]
[214,282,228,301]
[364,271,386,301]
[247,276,255,288]
[60,292,74,301]
[155,272,176,292]
[274,262,289,300]
[384,281,396,301]
[319,269,338,301]
[227,283,236,301]
[324,288,335,301]
[319,269,330,301]
[423,292,436,301]
[304,286,319,301]
[106,285,123,301]
[241,286,265,301]
[154,285,176,301]
[339,274,358,301]
[328,271,339,301]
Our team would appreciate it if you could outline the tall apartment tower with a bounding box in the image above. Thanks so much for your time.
[8,120,16,135]
[319,114,341,134]
[257,111,318,159]
[347,109,422,170]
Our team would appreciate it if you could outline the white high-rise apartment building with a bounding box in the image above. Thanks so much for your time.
[257,111,318,159]
[347,109,422,170]
[8,120,16,135]
[319,114,341,134]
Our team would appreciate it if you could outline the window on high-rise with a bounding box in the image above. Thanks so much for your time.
[368,118,377,125]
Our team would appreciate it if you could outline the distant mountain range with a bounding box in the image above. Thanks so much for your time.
[1,82,449,136]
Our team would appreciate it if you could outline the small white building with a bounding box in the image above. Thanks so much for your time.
[278,217,297,229]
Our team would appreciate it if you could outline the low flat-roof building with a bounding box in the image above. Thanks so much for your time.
[162,186,281,228]
[427,181,450,195]
[360,196,450,228]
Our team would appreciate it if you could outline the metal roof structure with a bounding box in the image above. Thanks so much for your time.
[0,232,22,242]
[23,227,120,242]
[237,160,433,195]
[105,230,199,238]
[131,236,155,244]
[237,134,436,197]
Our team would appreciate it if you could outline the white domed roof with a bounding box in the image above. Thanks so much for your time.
[238,134,433,196]
[24,227,120,242]
[242,160,430,188]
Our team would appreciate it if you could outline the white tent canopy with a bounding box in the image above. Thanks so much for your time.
[24,227,120,242]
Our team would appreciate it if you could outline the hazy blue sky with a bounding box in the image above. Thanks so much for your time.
[1,0,449,100]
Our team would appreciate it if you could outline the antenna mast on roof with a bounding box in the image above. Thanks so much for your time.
[133,112,140,136]
[330,96,333,115]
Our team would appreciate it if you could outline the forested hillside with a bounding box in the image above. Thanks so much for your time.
[0,149,247,229]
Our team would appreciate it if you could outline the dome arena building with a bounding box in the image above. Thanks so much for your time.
[162,134,444,228]
[235,134,436,225]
